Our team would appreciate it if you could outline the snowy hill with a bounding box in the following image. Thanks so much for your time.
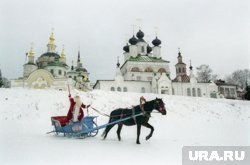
[0,88,249,165]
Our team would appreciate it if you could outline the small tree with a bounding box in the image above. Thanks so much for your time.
[196,64,216,83]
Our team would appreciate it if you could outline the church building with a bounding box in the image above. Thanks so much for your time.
[94,29,170,93]
[93,29,221,98]
[11,32,90,91]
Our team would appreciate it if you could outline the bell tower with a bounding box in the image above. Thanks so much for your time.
[23,44,38,77]
[175,48,187,77]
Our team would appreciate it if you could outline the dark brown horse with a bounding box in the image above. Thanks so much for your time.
[102,98,166,144]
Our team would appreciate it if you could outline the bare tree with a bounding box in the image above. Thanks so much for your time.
[0,68,10,88]
[196,64,216,83]
[225,69,250,89]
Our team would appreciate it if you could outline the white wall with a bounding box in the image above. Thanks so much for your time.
[95,80,151,93]
[45,66,67,78]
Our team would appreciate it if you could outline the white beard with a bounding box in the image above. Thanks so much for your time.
[72,97,82,122]
[74,97,82,107]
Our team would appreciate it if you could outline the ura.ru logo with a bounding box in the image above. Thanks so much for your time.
[189,150,245,161]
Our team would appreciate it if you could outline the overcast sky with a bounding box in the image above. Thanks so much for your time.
[0,0,249,82]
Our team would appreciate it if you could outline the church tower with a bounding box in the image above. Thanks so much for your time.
[47,32,56,52]
[76,50,83,68]
[189,60,197,84]
[136,29,147,56]
[175,48,187,77]
[114,57,124,82]
[152,36,161,59]
[60,45,66,64]
[23,44,38,77]
[128,35,138,58]
[27,44,35,64]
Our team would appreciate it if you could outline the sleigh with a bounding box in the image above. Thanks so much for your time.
[51,116,98,138]
[50,113,144,138]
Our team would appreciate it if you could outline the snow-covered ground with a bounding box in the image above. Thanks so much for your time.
[0,88,249,165]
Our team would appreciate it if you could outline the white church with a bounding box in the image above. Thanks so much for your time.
[93,29,222,98]
[11,32,91,91]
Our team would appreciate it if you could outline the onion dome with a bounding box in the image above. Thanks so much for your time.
[147,44,152,53]
[136,30,145,42]
[76,67,88,72]
[178,51,182,57]
[189,65,193,70]
[117,61,120,68]
[123,43,129,52]
[152,37,161,46]
[41,52,60,58]
[189,60,193,70]
[129,35,138,45]
[28,46,35,57]
[136,30,144,39]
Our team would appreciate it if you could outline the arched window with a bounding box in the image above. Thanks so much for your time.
[178,68,181,73]
[220,87,225,94]
[141,87,145,93]
[58,70,62,75]
[117,87,121,92]
[197,88,202,97]
[123,87,127,92]
[111,87,115,91]
[141,46,145,53]
[158,68,167,73]
[192,88,196,97]
[182,68,185,73]
[172,88,175,95]
[145,67,153,72]
[187,88,191,96]
[131,67,140,72]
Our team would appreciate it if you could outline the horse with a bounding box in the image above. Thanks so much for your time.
[102,98,167,144]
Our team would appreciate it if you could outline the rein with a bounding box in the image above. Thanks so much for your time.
[90,99,164,118]
[90,107,110,117]
[91,107,133,118]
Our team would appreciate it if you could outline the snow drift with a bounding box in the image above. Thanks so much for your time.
[0,88,249,165]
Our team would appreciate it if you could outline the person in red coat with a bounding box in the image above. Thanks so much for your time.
[67,94,89,122]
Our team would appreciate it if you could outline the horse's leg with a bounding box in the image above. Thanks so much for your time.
[136,124,141,144]
[116,124,123,141]
[142,123,154,140]
[103,124,115,139]
[103,122,116,139]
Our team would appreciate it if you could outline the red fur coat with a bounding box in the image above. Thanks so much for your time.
[66,96,87,122]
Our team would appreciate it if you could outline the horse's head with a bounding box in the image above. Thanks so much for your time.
[154,98,167,115]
